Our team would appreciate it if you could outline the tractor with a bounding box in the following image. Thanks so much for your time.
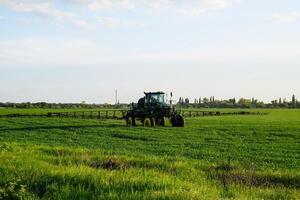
[125,92,184,127]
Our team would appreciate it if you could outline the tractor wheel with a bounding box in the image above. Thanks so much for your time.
[171,115,184,127]
[126,115,136,126]
[176,115,184,127]
[170,116,177,127]
[156,117,165,126]
[143,117,155,127]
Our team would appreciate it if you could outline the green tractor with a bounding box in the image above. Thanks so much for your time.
[125,92,184,127]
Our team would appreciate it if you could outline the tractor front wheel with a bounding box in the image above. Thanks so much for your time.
[126,115,136,126]
[143,117,155,127]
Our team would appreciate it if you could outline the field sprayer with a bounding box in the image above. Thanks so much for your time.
[125,92,184,127]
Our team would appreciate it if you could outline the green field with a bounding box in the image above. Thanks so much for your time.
[0,109,299,199]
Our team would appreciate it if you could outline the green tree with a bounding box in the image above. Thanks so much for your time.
[203,97,209,104]
[184,98,189,104]
[292,94,296,108]
[238,98,252,108]
[26,102,32,109]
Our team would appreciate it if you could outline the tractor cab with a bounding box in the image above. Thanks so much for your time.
[145,92,165,104]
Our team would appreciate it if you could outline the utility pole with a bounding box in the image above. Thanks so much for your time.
[115,90,118,105]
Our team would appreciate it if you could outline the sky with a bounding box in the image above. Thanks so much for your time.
[0,0,299,103]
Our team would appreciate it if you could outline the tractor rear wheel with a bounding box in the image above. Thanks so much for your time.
[155,117,165,126]
[177,115,184,127]
[143,117,155,127]
[171,115,184,127]
[126,115,136,126]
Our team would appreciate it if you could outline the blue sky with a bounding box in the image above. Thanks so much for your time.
[0,0,299,103]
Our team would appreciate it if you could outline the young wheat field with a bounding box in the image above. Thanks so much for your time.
[0,109,299,199]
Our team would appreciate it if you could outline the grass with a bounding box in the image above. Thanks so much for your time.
[0,109,299,199]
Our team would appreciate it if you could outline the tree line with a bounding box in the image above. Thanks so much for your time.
[0,95,299,109]
[0,102,126,109]
[177,95,300,109]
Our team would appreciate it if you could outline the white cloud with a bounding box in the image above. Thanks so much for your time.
[267,12,300,23]
[0,0,240,30]
[88,0,135,11]
[87,0,172,11]
[97,17,122,28]
[1,36,299,70]
[96,17,147,28]
[142,0,173,9]
[180,0,240,16]
[0,37,108,67]
[88,0,113,11]
[86,0,238,16]
[0,0,89,29]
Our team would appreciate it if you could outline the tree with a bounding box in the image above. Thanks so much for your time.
[251,98,258,108]
[232,98,236,105]
[184,98,190,104]
[178,97,185,105]
[26,102,32,109]
[203,97,209,104]
[292,94,296,108]
[238,98,252,108]
[228,98,235,105]
[271,100,278,108]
